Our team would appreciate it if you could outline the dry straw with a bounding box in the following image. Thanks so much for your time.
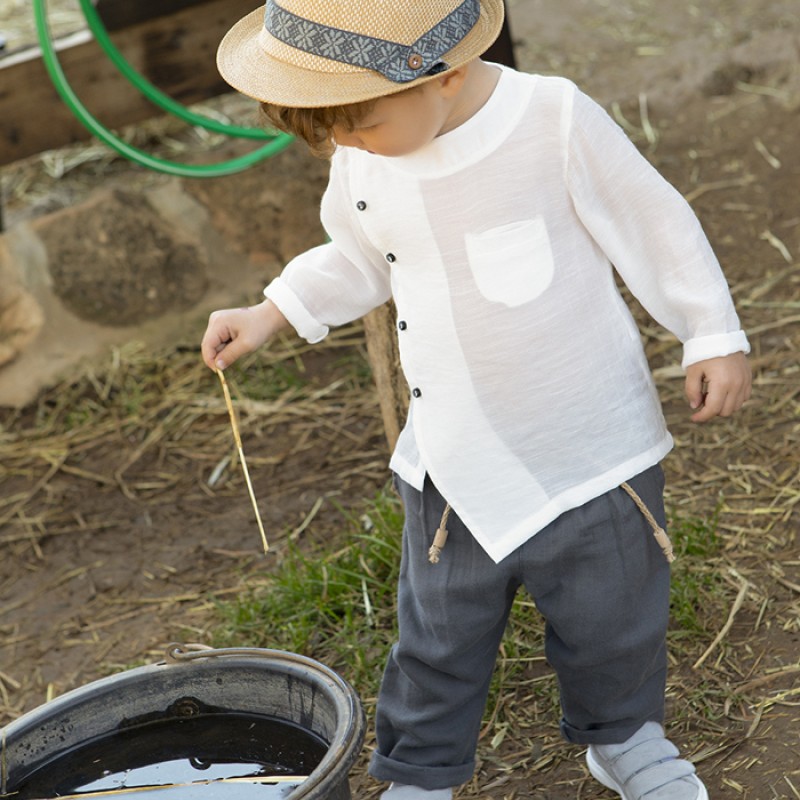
[215,367,269,554]
[2,52,800,793]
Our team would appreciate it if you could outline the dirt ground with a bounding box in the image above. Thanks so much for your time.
[2,0,800,798]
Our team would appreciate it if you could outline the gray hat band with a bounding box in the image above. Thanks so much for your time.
[264,0,481,83]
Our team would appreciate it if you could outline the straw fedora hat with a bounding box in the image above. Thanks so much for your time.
[217,0,505,108]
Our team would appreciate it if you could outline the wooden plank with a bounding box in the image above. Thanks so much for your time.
[0,0,259,166]
[95,0,223,33]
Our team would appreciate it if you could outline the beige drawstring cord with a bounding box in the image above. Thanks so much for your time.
[620,481,676,563]
[428,503,452,564]
[428,484,675,565]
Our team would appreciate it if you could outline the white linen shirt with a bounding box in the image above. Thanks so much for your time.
[264,67,749,563]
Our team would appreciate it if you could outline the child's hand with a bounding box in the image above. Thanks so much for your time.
[684,352,751,423]
[201,299,290,371]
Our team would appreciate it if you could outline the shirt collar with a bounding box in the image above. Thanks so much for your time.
[374,65,534,177]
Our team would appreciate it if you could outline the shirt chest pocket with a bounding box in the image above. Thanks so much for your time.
[464,217,555,307]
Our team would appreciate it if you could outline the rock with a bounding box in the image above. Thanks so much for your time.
[0,234,44,366]
[31,188,210,327]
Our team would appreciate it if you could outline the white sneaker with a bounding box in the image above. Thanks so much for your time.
[586,722,709,799]
[380,784,453,800]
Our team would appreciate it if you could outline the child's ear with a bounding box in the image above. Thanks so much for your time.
[437,65,469,97]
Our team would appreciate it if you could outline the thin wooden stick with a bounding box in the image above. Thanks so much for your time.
[737,663,800,693]
[28,775,309,798]
[215,368,269,554]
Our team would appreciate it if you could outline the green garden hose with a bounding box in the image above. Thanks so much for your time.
[77,0,273,141]
[33,0,294,177]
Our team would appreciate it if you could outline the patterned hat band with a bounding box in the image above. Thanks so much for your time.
[264,0,481,83]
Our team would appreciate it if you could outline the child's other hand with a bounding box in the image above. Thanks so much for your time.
[201,299,289,371]
[684,352,751,423]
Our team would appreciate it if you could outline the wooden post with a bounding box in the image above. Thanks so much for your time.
[363,303,407,451]
[362,3,516,448]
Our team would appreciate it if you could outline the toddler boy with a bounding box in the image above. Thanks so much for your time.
[202,2,751,798]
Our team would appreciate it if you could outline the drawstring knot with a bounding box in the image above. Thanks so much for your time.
[428,503,452,564]
[620,481,676,563]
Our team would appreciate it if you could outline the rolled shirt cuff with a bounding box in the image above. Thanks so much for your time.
[682,330,750,370]
[264,278,329,344]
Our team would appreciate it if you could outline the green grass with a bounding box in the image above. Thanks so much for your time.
[210,492,726,723]
[211,484,403,698]
[667,507,725,638]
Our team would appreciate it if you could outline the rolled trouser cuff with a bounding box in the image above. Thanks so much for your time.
[369,751,473,791]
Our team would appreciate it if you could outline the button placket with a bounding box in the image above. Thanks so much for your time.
[352,189,398,270]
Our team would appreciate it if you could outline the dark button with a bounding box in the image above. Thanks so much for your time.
[412,388,422,398]
[407,53,423,70]
[386,253,397,263]
[398,320,408,331]
[356,200,367,211]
